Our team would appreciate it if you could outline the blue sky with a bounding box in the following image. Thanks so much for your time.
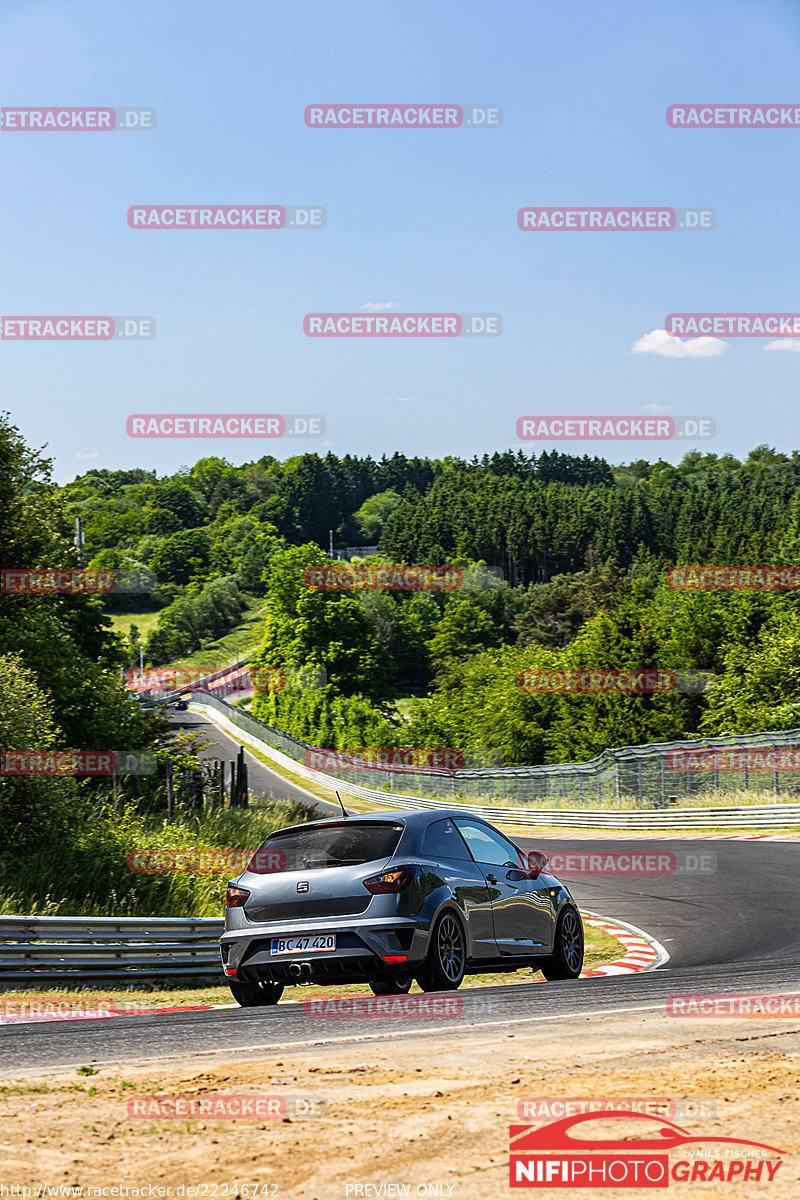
[1,0,799,480]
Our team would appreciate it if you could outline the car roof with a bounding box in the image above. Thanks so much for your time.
[269,808,496,836]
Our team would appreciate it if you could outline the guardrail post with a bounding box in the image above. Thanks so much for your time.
[217,759,225,807]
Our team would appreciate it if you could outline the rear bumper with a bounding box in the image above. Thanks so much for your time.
[220,915,427,984]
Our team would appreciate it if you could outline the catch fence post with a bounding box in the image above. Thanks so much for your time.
[165,760,174,820]
[240,757,249,807]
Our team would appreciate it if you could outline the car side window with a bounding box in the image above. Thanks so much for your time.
[420,818,472,861]
[454,820,523,867]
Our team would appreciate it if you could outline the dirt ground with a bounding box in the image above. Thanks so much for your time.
[1,1010,798,1198]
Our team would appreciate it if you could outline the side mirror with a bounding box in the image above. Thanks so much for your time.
[525,850,549,879]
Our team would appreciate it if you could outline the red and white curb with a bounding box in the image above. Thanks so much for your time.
[578,910,669,978]
[522,830,797,841]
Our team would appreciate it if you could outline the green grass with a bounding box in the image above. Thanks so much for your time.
[164,600,266,678]
[0,797,316,918]
[106,610,162,639]
[107,599,266,679]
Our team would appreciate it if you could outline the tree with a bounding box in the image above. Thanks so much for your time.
[351,490,403,543]
[251,546,390,699]
[150,529,211,586]
[0,654,70,848]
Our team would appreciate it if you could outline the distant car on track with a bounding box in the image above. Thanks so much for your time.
[220,809,583,1007]
[174,697,189,710]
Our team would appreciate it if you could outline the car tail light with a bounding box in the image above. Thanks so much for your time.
[363,867,415,894]
[526,850,549,879]
[226,884,250,907]
[382,954,408,963]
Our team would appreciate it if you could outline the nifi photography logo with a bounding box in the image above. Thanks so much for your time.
[509,1111,784,1187]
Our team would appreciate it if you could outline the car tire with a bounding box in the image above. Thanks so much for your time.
[415,911,466,992]
[369,976,413,995]
[540,907,584,980]
[228,979,285,1007]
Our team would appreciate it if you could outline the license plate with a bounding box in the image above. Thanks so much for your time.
[270,934,336,955]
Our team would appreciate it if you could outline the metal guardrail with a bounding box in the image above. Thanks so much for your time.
[191,695,800,829]
[189,691,800,808]
[0,915,224,984]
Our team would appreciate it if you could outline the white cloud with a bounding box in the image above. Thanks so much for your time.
[395,396,422,404]
[360,301,396,311]
[75,450,99,459]
[631,328,728,358]
[763,339,800,353]
[640,403,672,413]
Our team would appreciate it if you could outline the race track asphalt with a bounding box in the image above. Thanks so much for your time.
[1,708,797,1075]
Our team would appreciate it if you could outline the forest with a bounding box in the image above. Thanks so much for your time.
[46,434,800,765]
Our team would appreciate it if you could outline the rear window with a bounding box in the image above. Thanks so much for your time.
[254,821,404,871]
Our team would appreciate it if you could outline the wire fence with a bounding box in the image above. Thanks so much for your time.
[191,691,800,811]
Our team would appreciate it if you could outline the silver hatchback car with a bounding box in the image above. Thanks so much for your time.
[221,809,584,1006]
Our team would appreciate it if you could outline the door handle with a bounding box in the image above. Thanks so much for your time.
[486,873,498,884]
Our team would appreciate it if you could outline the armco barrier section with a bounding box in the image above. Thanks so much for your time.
[189,693,800,829]
[0,915,224,984]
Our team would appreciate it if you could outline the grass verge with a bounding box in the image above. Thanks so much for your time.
[163,601,266,679]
